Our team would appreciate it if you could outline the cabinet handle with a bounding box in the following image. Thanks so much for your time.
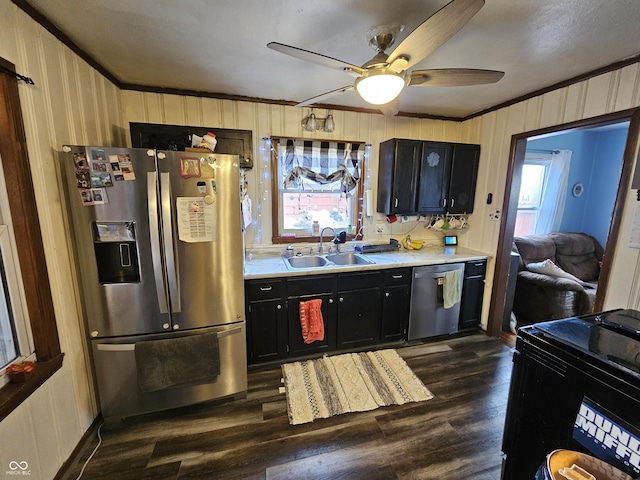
[441,198,446,208]
[394,198,398,208]
[392,274,403,279]
[339,297,344,303]
[276,304,281,310]
[474,262,484,267]
[259,286,273,291]
[329,298,334,304]
[450,198,455,208]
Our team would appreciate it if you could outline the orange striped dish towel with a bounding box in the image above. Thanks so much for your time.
[299,299,324,344]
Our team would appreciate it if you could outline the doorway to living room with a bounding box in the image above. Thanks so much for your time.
[486,108,640,337]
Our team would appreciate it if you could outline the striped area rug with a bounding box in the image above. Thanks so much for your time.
[281,349,434,425]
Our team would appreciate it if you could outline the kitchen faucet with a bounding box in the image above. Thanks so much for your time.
[318,227,337,254]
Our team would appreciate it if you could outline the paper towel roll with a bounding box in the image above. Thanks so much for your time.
[400,215,419,223]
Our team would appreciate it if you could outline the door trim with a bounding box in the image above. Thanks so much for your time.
[487,107,640,337]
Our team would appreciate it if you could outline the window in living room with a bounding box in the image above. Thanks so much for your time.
[515,161,547,236]
[270,138,366,243]
[514,149,572,236]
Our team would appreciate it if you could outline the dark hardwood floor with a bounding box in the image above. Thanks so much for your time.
[65,334,514,479]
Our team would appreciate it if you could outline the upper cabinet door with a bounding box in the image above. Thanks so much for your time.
[448,144,480,214]
[417,142,453,214]
[377,139,421,214]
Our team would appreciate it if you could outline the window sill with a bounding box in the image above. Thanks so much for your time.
[272,234,357,244]
[0,354,64,422]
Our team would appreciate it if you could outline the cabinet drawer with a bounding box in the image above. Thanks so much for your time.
[384,268,412,285]
[287,275,335,296]
[465,260,486,277]
[247,278,284,300]
[337,271,382,291]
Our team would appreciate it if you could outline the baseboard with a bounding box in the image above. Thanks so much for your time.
[53,414,103,480]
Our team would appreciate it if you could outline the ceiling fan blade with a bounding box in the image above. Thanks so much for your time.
[378,98,400,116]
[409,68,504,86]
[296,85,354,107]
[268,42,365,76]
[387,0,485,70]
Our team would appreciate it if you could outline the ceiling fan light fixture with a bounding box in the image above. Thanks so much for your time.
[355,68,405,105]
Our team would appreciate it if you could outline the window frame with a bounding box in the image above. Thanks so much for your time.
[0,224,36,382]
[0,57,62,421]
[270,138,365,244]
[515,156,551,236]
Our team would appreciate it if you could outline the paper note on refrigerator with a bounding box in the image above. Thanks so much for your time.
[176,197,216,242]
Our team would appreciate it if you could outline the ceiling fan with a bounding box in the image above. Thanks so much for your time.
[267,0,504,115]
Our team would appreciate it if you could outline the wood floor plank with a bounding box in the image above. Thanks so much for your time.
[176,418,386,479]
[265,439,397,480]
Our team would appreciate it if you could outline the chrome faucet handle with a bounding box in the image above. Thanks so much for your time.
[307,246,314,255]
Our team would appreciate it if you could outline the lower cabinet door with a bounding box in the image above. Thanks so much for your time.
[381,284,410,341]
[337,287,382,349]
[287,293,337,356]
[459,275,484,330]
[247,299,287,363]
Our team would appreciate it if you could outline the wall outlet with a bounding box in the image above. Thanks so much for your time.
[376,223,385,234]
[489,209,501,221]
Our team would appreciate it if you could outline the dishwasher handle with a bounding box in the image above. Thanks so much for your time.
[413,265,464,279]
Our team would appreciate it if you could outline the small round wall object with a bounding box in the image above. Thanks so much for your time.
[572,182,584,197]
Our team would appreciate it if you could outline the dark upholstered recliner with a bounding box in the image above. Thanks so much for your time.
[512,232,603,326]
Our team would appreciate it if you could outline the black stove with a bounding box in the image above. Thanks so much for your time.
[501,309,640,479]
[533,309,640,374]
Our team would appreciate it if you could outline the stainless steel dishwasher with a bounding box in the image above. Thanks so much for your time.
[408,263,465,340]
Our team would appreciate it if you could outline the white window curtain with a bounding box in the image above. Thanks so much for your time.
[534,149,573,234]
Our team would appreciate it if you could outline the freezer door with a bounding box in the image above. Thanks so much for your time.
[157,151,245,329]
[91,323,247,419]
[62,146,171,337]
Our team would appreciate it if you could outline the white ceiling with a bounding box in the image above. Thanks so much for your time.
[23,0,640,118]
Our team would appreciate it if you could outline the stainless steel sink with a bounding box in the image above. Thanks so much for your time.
[283,252,375,269]
[325,253,375,265]
[284,255,328,268]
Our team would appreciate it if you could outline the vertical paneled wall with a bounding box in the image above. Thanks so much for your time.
[121,91,464,250]
[0,2,123,478]
[460,63,640,321]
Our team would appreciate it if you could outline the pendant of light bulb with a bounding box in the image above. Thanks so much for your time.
[302,109,335,132]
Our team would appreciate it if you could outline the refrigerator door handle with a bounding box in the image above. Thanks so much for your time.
[147,172,169,314]
[160,172,181,313]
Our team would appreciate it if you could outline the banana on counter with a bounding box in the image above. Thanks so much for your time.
[401,235,425,250]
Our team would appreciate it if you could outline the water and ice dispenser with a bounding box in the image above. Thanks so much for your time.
[93,221,140,283]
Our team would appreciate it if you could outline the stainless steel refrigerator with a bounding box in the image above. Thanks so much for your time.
[61,146,246,419]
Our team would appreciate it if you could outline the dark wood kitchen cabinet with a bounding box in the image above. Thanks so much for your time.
[245,267,420,364]
[377,139,422,214]
[286,275,337,357]
[447,143,480,215]
[377,138,480,215]
[458,260,486,330]
[336,272,383,349]
[381,268,412,341]
[245,279,288,363]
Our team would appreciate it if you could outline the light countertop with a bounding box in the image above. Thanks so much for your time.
[244,246,490,280]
